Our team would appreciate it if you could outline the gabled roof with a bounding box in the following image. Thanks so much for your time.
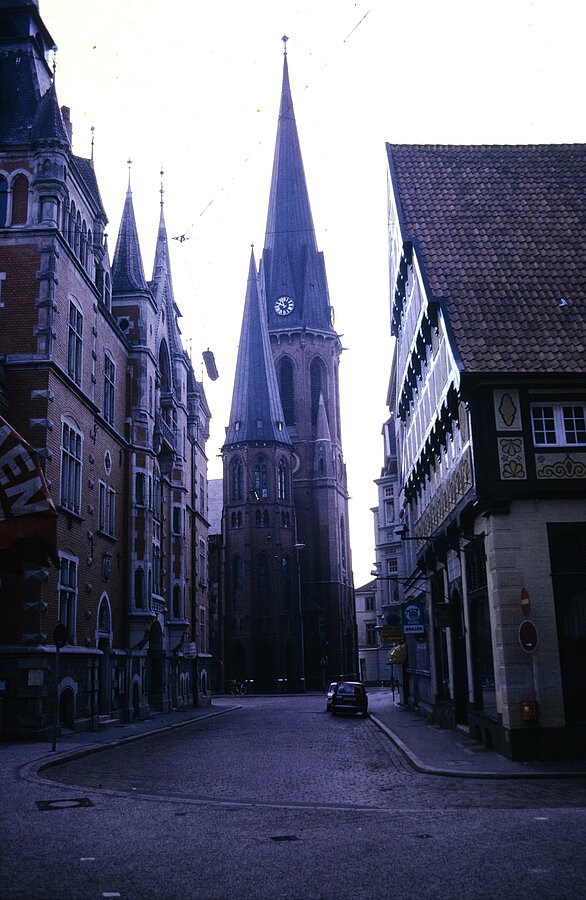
[260,50,333,333]
[111,187,148,293]
[387,144,586,374]
[225,249,292,447]
[72,156,106,218]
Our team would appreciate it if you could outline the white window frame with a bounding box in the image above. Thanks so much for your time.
[531,403,586,447]
[103,353,115,424]
[58,554,78,644]
[67,298,83,384]
[107,487,116,536]
[60,420,82,514]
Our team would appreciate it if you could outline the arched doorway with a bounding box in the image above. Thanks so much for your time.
[59,687,75,730]
[97,595,112,715]
[147,620,164,710]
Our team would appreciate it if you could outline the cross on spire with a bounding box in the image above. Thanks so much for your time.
[282,34,288,54]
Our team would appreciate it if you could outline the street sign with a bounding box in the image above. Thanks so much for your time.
[183,642,197,659]
[401,601,425,634]
[518,620,538,653]
[381,626,403,644]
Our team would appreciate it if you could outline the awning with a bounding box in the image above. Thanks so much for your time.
[0,415,58,572]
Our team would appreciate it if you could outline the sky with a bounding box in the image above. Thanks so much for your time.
[44,0,585,586]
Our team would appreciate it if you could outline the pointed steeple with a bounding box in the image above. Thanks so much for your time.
[260,42,333,333]
[225,249,292,447]
[31,82,70,147]
[151,170,172,292]
[315,393,331,442]
[111,175,148,293]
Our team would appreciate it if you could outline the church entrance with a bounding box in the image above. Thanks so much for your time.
[254,643,274,692]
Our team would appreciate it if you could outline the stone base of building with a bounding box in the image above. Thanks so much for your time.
[468,710,586,761]
[0,646,211,741]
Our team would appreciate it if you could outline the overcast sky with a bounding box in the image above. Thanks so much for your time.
[45,0,585,585]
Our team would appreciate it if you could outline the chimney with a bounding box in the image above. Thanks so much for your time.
[60,106,72,143]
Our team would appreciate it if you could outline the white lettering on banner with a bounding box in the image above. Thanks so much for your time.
[4,476,50,516]
[0,441,37,485]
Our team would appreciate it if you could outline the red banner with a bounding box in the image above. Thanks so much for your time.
[0,415,58,570]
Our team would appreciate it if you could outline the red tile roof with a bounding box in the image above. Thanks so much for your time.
[387,144,586,374]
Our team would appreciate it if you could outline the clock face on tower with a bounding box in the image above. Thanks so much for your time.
[274,295,295,316]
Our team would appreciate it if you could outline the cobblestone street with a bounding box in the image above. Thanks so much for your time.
[3,694,586,899]
[44,695,586,811]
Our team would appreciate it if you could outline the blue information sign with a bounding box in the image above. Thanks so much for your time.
[401,601,425,634]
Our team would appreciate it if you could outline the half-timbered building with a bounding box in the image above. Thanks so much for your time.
[387,143,586,760]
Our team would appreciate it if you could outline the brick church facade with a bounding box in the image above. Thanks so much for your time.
[0,0,211,738]
[222,45,357,692]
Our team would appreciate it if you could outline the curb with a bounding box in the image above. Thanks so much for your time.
[27,705,241,779]
[369,715,586,780]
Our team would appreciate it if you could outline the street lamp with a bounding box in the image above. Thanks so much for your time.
[294,541,306,692]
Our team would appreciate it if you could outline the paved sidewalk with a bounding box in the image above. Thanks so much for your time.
[0,699,240,778]
[368,689,586,779]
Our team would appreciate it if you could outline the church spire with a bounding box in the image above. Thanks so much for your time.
[225,249,292,447]
[151,167,172,289]
[111,169,148,293]
[260,41,333,333]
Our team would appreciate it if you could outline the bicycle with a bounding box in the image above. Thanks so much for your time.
[229,681,248,695]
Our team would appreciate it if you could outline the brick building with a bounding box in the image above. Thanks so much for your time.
[0,0,211,738]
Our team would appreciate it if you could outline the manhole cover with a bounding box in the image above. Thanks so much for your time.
[36,798,94,811]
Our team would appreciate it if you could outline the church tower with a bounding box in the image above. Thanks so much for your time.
[223,250,301,690]
[224,42,356,691]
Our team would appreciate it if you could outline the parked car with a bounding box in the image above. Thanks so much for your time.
[326,681,368,716]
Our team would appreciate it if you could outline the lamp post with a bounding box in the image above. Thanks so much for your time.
[294,542,306,692]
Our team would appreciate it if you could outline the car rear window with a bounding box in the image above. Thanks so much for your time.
[337,684,360,696]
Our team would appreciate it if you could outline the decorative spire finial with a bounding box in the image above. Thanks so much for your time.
[90,126,95,164]
[160,167,165,207]
[126,158,132,198]
[282,35,288,55]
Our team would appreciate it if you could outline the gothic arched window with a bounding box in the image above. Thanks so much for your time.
[232,460,243,500]
[134,567,144,608]
[11,174,28,225]
[0,177,7,227]
[310,357,326,426]
[254,455,268,498]
[232,555,243,592]
[277,458,289,500]
[279,357,295,425]
[257,554,270,613]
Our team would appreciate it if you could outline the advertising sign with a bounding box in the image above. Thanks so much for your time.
[401,601,425,634]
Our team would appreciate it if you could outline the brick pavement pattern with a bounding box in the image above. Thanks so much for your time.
[43,696,586,811]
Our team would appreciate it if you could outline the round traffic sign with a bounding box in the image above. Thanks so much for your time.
[518,620,538,653]
[53,623,68,649]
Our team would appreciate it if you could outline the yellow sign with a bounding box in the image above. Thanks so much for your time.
[381,626,404,644]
